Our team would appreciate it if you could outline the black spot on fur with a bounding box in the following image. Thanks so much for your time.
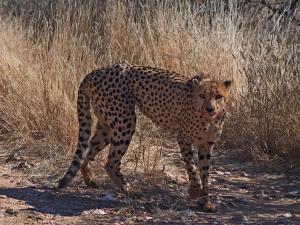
[199,155,204,160]
[206,154,211,160]
[202,166,209,170]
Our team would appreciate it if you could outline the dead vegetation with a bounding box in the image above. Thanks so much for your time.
[0,0,299,168]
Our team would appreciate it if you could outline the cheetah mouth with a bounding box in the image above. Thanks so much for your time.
[203,111,218,118]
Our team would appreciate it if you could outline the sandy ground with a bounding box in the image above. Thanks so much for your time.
[0,146,299,225]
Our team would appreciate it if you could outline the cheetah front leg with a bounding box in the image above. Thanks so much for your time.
[197,142,216,212]
[178,139,203,199]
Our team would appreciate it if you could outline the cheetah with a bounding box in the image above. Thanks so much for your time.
[58,63,232,212]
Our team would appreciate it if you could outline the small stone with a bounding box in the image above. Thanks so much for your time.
[282,212,292,218]
[241,215,248,222]
[82,209,107,215]
[224,171,231,175]
[82,211,89,215]
[210,178,217,183]
[216,171,224,176]
[232,214,248,223]
[93,209,107,215]
[101,194,117,202]
[145,216,153,220]
[0,195,7,199]
[242,172,248,177]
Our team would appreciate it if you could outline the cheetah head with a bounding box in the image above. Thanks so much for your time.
[187,74,232,118]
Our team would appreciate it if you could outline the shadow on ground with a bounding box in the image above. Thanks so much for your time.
[0,186,124,216]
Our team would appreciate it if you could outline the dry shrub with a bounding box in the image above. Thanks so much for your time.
[0,0,299,166]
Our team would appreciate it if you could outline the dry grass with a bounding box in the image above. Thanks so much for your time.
[0,0,299,166]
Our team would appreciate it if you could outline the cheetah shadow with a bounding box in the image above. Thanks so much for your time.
[0,186,123,216]
[0,173,190,216]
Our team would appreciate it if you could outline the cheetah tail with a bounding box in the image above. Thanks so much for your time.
[58,84,92,189]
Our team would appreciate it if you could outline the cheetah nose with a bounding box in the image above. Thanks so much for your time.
[206,107,214,113]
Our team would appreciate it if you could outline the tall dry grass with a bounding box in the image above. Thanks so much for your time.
[0,0,299,166]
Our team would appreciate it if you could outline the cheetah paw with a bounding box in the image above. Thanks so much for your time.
[202,201,217,213]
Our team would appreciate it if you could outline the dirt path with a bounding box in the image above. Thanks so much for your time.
[0,147,299,225]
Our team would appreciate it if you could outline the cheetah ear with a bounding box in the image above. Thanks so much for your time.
[187,73,204,88]
[187,73,209,88]
[187,76,201,88]
[223,80,232,88]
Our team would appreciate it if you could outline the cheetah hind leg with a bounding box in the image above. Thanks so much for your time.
[104,145,132,195]
[81,121,111,188]
[104,115,136,195]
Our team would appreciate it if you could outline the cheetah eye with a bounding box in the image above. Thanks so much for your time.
[216,95,223,100]
[199,94,205,99]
